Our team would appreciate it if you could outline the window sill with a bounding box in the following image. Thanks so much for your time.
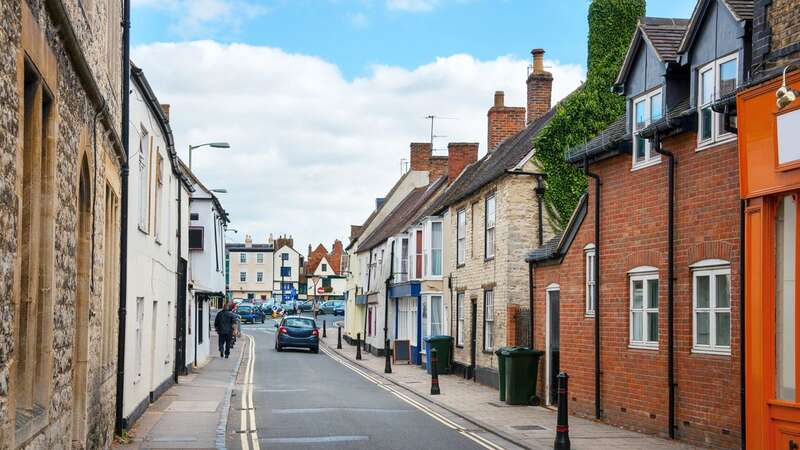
[631,158,662,172]
[484,257,495,263]
[482,349,494,354]
[628,343,659,351]
[456,344,464,349]
[696,135,737,152]
[691,347,731,357]
[585,312,595,318]
[457,264,465,269]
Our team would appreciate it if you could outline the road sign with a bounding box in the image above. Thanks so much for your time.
[317,287,325,294]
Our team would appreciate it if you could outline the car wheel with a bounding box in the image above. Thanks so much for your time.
[311,347,319,354]
[276,343,282,352]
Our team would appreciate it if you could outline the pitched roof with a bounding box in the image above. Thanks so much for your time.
[359,177,448,252]
[678,0,753,54]
[427,105,560,215]
[615,17,689,87]
[565,114,629,164]
[527,194,588,263]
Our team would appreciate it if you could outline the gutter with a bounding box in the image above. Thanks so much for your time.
[583,156,602,421]
[43,0,125,166]
[114,0,131,436]
[652,132,676,439]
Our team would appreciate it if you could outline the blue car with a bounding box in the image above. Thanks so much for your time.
[333,302,345,316]
[275,316,319,353]
[237,304,266,324]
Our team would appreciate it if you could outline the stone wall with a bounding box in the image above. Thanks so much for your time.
[0,1,123,448]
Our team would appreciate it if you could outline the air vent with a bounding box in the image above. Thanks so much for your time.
[190,213,199,221]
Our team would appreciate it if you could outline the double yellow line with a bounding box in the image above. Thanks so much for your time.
[240,335,260,450]
[320,347,505,450]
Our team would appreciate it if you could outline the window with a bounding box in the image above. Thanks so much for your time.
[585,244,596,316]
[239,272,247,282]
[631,88,662,168]
[256,253,264,264]
[239,252,247,263]
[698,54,738,146]
[102,185,119,365]
[630,268,659,348]
[282,282,293,292]
[137,127,150,232]
[776,195,796,400]
[106,0,120,92]
[457,292,465,346]
[188,227,203,250]
[153,154,163,241]
[281,266,291,277]
[189,213,199,221]
[322,263,328,272]
[456,209,466,265]
[398,237,409,282]
[484,290,494,351]
[428,295,443,337]
[322,278,331,288]
[485,195,496,259]
[692,261,731,355]
[415,229,423,279]
[282,252,289,261]
[425,221,443,277]
[256,272,263,283]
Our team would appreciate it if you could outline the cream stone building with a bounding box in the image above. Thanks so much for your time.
[0,0,125,448]
[226,235,302,301]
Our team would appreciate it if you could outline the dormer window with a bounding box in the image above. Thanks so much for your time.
[698,53,738,147]
[632,88,662,169]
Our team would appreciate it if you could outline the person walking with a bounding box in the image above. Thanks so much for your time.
[214,303,236,358]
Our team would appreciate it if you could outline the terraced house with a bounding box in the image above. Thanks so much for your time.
[0,0,125,448]
[527,1,752,447]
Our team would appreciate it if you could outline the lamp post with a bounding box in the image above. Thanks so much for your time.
[188,142,230,169]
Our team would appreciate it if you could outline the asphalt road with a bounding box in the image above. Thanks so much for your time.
[226,317,504,450]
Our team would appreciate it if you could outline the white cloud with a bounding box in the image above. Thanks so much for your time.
[347,11,370,27]
[132,41,584,250]
[386,0,439,12]
[132,0,267,37]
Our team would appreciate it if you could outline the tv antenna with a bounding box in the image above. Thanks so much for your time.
[424,114,457,149]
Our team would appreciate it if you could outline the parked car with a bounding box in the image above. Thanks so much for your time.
[333,301,345,316]
[281,299,299,315]
[237,304,266,324]
[319,300,345,315]
[297,300,314,312]
[261,300,284,316]
[275,316,319,353]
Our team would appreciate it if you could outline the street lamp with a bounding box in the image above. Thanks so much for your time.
[188,142,230,169]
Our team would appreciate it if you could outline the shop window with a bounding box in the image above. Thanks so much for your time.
[776,194,796,401]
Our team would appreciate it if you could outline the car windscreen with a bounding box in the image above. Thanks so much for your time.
[283,318,315,329]
[238,306,252,313]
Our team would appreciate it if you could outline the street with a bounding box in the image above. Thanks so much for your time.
[226,315,513,450]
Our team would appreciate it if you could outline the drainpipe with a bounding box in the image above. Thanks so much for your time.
[653,132,675,439]
[583,155,601,421]
[528,262,535,348]
[115,0,131,436]
[739,199,746,449]
[535,175,546,247]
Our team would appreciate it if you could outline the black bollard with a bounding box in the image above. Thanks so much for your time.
[337,326,343,349]
[356,333,362,360]
[384,339,392,374]
[323,320,327,338]
[554,372,570,450]
[430,348,441,395]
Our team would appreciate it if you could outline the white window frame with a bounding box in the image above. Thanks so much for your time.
[585,244,596,316]
[256,253,264,264]
[137,127,150,233]
[396,236,409,283]
[239,252,247,264]
[424,221,443,278]
[697,53,738,148]
[256,271,264,283]
[631,88,662,169]
[484,289,494,351]
[629,267,659,349]
[691,260,732,355]
[239,271,247,283]
[457,292,465,346]
[485,195,496,259]
[456,209,466,266]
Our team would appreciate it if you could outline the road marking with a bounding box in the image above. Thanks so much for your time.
[255,388,308,393]
[259,436,370,444]
[270,407,411,414]
[320,346,505,450]
[239,335,259,450]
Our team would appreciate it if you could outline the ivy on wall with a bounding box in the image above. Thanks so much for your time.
[534,0,645,230]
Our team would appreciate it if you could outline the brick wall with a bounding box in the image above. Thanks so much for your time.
[532,131,741,449]
[487,91,526,152]
[753,0,800,72]
[527,49,553,125]
[410,142,448,181]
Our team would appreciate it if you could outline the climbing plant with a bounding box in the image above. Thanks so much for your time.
[534,0,645,230]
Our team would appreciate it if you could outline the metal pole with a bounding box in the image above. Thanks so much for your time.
[356,333,362,360]
[430,348,441,395]
[188,144,192,169]
[323,319,327,338]
[554,372,570,450]
[337,326,342,349]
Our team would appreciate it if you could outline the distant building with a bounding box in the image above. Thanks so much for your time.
[226,234,303,301]
[305,241,347,301]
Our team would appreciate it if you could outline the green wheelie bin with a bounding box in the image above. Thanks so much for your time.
[504,347,544,405]
[494,347,518,402]
[425,335,453,374]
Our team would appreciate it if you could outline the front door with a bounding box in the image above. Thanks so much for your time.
[469,298,477,380]
[547,287,560,405]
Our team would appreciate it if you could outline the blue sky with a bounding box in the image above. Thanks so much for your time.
[133,0,697,80]
[130,0,700,249]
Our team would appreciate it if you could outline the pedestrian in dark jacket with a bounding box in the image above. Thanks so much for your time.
[214,304,237,358]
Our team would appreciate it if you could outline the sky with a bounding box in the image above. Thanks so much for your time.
[131,0,698,253]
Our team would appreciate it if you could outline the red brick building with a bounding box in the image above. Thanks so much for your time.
[527,2,752,448]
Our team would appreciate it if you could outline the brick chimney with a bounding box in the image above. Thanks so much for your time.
[447,143,478,183]
[527,49,553,124]
[487,91,526,152]
[160,104,170,122]
[409,142,448,181]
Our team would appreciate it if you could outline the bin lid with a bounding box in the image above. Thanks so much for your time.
[506,347,544,357]
[494,346,520,356]
[426,335,453,342]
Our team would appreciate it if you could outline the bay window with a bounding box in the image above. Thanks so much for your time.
[414,229,423,279]
[629,267,659,348]
[424,221,443,277]
[632,88,662,168]
[698,54,738,146]
[396,236,409,283]
[691,261,731,355]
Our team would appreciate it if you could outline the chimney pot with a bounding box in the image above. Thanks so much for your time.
[531,49,545,73]
[160,103,170,122]
[494,91,505,107]
[527,47,553,125]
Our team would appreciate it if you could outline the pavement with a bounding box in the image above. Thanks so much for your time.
[318,330,700,450]
[115,332,244,449]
